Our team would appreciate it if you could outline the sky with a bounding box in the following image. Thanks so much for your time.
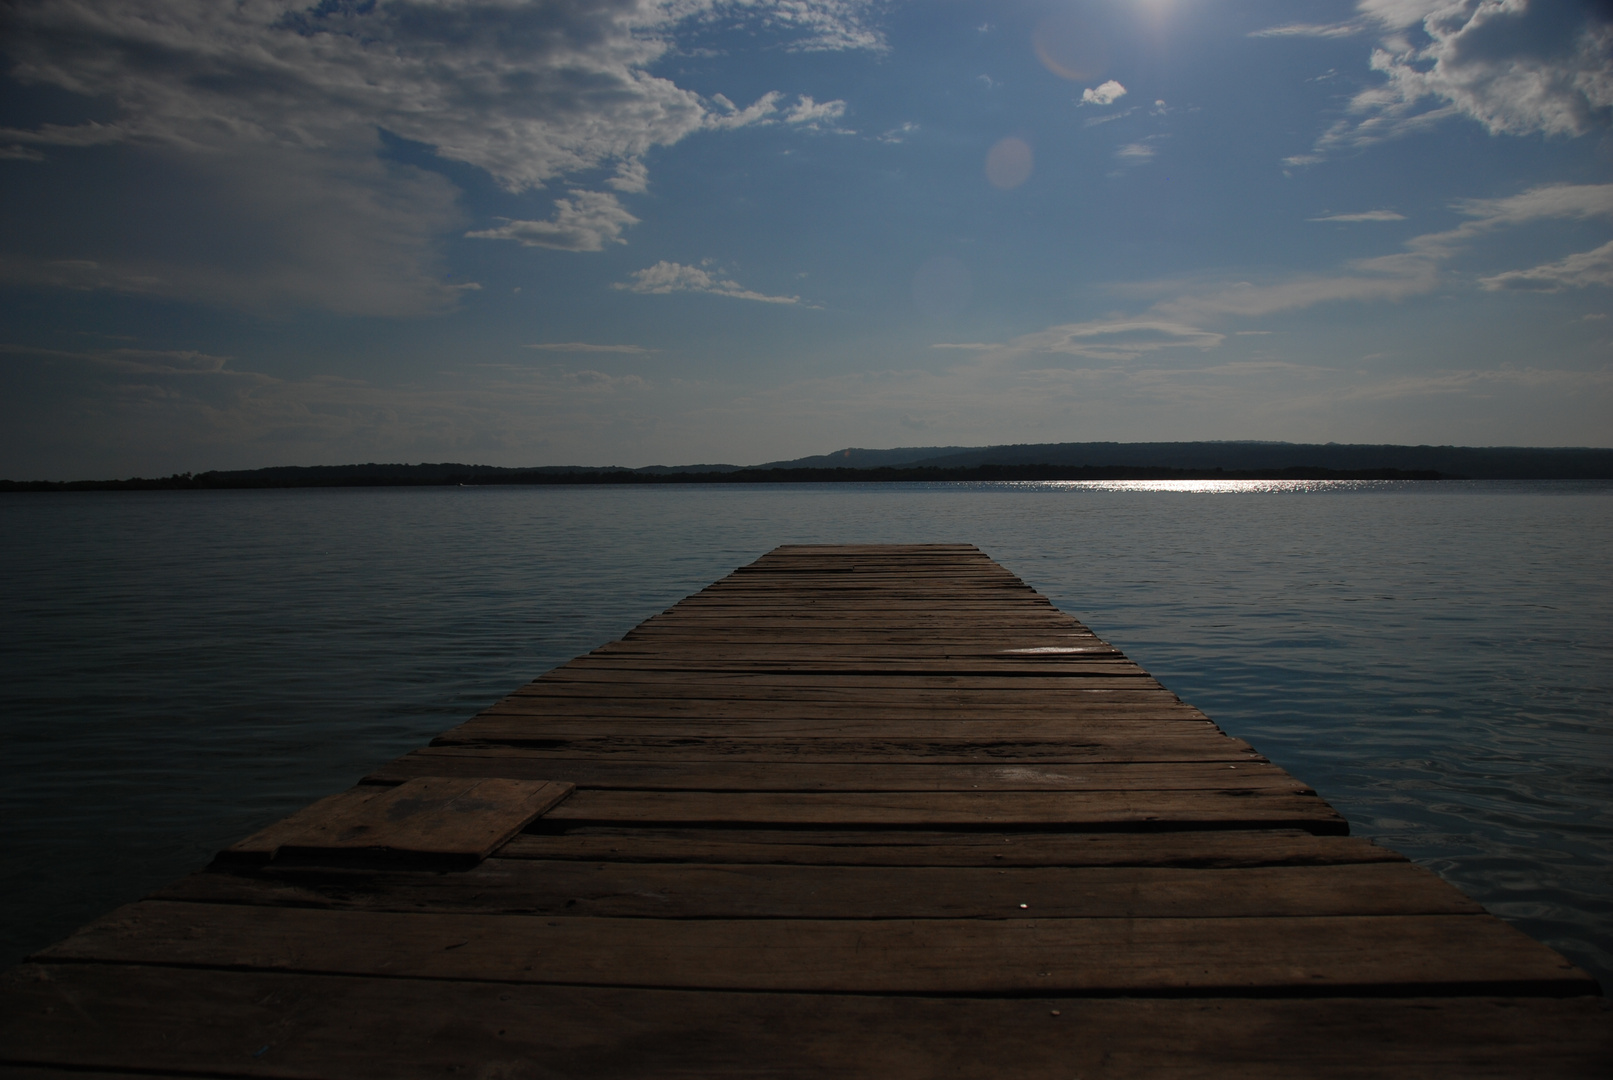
[1,0,1611,478]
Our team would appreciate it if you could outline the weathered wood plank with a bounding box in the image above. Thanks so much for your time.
[496,827,1401,867]
[219,777,573,868]
[154,861,1483,919]
[556,659,1152,676]
[532,670,1164,689]
[576,643,1136,658]
[430,730,1265,761]
[483,694,1208,715]
[436,719,1246,747]
[366,750,1302,790]
[36,901,1594,995]
[541,788,1347,831]
[8,965,1607,1079]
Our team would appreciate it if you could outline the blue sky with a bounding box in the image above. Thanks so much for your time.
[2,0,1610,478]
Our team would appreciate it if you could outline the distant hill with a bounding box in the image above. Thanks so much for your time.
[762,442,1613,479]
[4,441,1611,490]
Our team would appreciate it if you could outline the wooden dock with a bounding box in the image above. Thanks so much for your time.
[3,544,1607,1077]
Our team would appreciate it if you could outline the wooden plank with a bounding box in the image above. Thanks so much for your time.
[436,719,1246,744]
[483,695,1208,715]
[219,777,573,868]
[366,750,1304,790]
[36,901,1595,996]
[616,637,1120,651]
[495,827,1403,867]
[555,659,1152,675]
[429,732,1266,762]
[531,671,1164,689]
[8,965,1607,1079]
[153,861,1484,919]
[541,788,1349,832]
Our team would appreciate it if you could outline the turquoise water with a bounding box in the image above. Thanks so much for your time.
[2,481,1610,989]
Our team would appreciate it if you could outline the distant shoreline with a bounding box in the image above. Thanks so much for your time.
[0,464,1489,491]
[8,439,1613,489]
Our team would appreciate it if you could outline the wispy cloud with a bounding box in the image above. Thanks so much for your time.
[1083,107,1136,128]
[1017,319,1224,361]
[525,343,656,354]
[951,320,1224,365]
[1309,210,1407,222]
[614,261,802,304]
[784,95,850,129]
[466,192,639,252]
[1135,182,1613,321]
[1149,266,1439,321]
[1249,22,1364,39]
[707,92,786,130]
[0,149,468,317]
[730,0,889,53]
[706,91,851,133]
[0,121,126,159]
[1482,239,1613,292]
[0,344,237,376]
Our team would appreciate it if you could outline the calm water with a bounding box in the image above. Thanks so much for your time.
[2,481,1610,990]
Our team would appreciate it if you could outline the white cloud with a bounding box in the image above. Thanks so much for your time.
[1288,1,1613,161]
[1026,320,1224,359]
[1448,182,1613,231]
[614,261,801,304]
[525,343,656,354]
[1481,238,1613,291]
[705,92,850,132]
[707,92,785,130]
[722,0,888,53]
[467,191,639,252]
[1150,265,1440,321]
[1404,183,1613,261]
[783,95,849,129]
[1249,22,1365,39]
[1310,210,1407,221]
[0,1,883,311]
[1134,182,1613,321]
[1356,0,1458,30]
[606,159,651,194]
[1115,142,1156,162]
[1080,80,1127,106]
[962,320,1224,365]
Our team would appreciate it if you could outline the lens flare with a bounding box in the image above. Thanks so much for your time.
[985,137,1033,189]
[1032,15,1106,81]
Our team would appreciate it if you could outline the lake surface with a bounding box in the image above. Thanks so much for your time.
[3,480,1610,990]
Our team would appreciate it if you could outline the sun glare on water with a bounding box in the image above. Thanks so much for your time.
[1001,479,1413,494]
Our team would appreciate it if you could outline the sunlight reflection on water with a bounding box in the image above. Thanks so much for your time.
[1005,479,1405,494]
